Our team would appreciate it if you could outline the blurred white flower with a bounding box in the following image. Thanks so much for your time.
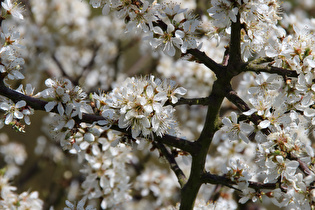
[2,0,24,20]
[221,112,254,143]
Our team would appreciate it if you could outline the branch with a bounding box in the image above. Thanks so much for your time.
[225,89,266,130]
[201,172,241,192]
[225,88,312,176]
[186,48,226,77]
[0,78,47,111]
[201,172,277,191]
[289,153,312,175]
[52,53,76,85]
[225,89,250,112]
[109,124,198,154]
[242,62,299,78]
[180,79,228,210]
[157,134,199,155]
[173,97,210,106]
[152,140,187,187]
[250,57,274,65]
[74,44,101,86]
[0,80,195,152]
[228,13,242,68]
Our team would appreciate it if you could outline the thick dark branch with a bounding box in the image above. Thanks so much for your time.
[180,79,228,210]
[228,13,242,69]
[157,134,199,155]
[201,172,277,191]
[225,89,250,112]
[173,97,210,106]
[248,181,278,191]
[0,79,47,111]
[242,62,299,78]
[152,140,187,187]
[186,49,226,77]
[201,172,241,192]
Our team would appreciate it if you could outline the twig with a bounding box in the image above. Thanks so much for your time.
[152,140,187,187]
[173,97,210,106]
[201,172,277,191]
[242,62,299,78]
[186,48,226,77]
[52,53,75,84]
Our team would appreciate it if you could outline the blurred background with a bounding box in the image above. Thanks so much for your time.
[0,0,314,209]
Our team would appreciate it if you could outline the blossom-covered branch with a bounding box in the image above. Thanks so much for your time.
[2,0,315,209]
[0,76,196,153]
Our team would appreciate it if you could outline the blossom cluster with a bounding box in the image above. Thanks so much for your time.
[88,0,286,63]
[214,10,315,204]
[0,0,25,82]
[93,75,186,139]
[79,131,133,209]
[215,70,315,208]
[0,175,43,209]
[34,78,93,149]
[0,85,35,132]
[33,75,186,207]
[132,167,180,207]
[207,0,283,61]
[89,0,202,56]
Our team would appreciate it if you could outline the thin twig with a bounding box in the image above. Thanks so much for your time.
[173,97,210,106]
[201,172,277,191]
[242,62,299,78]
[152,140,187,187]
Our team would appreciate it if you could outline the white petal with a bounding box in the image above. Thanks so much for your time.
[14,110,23,119]
[0,102,10,111]
[174,87,187,95]
[259,120,270,129]
[45,101,57,112]
[65,119,75,129]
[222,117,232,126]
[57,103,65,115]
[240,122,254,134]
[304,108,315,117]
[45,78,55,87]
[153,26,163,35]
[243,109,256,115]
[15,100,26,108]
[276,155,283,163]
[146,85,154,97]
[239,132,249,143]
[5,113,13,124]
[84,133,95,143]
[175,30,185,38]
[154,92,167,101]
[231,112,238,123]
